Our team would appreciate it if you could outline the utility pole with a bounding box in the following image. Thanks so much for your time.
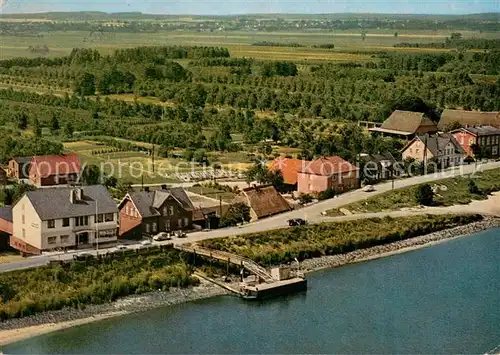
[219,196,223,218]
[152,145,155,173]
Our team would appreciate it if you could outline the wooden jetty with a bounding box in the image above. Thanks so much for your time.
[176,244,307,300]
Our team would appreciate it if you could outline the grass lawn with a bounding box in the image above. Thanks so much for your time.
[0,252,23,265]
[187,185,237,202]
[328,168,500,215]
[200,214,483,266]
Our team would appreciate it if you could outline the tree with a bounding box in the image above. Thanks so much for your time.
[32,117,42,137]
[64,121,74,138]
[50,114,60,135]
[15,112,28,130]
[193,149,209,166]
[415,184,434,206]
[81,164,102,185]
[468,180,480,194]
[74,72,96,96]
[394,32,398,38]
[115,181,133,199]
[450,32,463,41]
[298,193,314,205]
[220,202,251,227]
[104,175,118,189]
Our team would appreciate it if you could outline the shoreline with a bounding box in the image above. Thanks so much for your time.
[1,216,499,348]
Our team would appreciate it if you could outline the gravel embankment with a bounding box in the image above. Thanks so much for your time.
[297,217,500,273]
[0,280,231,332]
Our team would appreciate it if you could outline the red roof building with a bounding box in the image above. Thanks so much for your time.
[297,156,359,194]
[29,154,81,187]
[270,157,307,185]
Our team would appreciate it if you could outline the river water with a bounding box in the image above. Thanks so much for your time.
[4,228,500,354]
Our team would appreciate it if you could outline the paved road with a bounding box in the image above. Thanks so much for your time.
[1,161,499,273]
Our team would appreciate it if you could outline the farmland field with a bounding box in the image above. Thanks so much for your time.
[0,29,496,61]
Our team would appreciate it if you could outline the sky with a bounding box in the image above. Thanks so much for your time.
[1,0,499,15]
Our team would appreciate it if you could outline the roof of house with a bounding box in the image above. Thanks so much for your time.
[30,154,81,178]
[299,156,358,176]
[0,207,12,223]
[403,133,466,157]
[270,157,307,185]
[439,109,500,130]
[124,188,195,218]
[11,157,32,164]
[23,185,117,221]
[459,125,500,136]
[378,110,437,135]
[360,153,397,168]
[242,185,291,219]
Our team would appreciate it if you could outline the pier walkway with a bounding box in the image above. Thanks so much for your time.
[176,244,275,282]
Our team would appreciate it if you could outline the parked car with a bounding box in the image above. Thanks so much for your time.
[288,218,307,226]
[153,232,171,241]
[140,240,152,246]
[362,185,375,192]
[175,230,187,238]
[115,244,128,250]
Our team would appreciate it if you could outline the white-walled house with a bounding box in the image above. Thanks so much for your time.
[10,185,118,255]
[401,133,466,168]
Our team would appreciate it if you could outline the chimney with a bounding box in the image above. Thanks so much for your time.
[70,188,83,203]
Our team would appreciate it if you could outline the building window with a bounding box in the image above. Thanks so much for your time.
[493,146,498,156]
[184,218,189,227]
[21,214,25,224]
[97,214,104,223]
[47,220,55,229]
[99,230,116,238]
[165,220,171,231]
[60,235,69,243]
[22,228,25,239]
[169,206,175,215]
[62,218,70,227]
[48,236,57,245]
[487,137,491,145]
[178,219,182,228]
[75,216,89,227]
[163,207,168,216]
[145,224,150,233]
[469,139,474,146]
[152,222,157,233]
[105,213,114,222]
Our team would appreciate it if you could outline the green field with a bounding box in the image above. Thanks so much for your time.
[0,29,496,62]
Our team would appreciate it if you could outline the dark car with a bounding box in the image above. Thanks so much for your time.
[288,218,307,226]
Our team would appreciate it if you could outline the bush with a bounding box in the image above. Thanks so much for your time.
[415,184,434,206]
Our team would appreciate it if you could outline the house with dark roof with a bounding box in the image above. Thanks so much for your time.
[451,126,500,158]
[10,185,118,255]
[438,109,500,130]
[401,133,466,168]
[359,153,398,182]
[118,187,195,239]
[29,154,81,187]
[8,157,32,180]
[369,110,438,140]
[0,207,13,251]
[297,156,359,194]
[240,185,291,221]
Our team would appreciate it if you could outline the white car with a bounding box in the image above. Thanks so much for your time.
[153,232,171,241]
[362,185,375,192]
[140,240,152,246]
[115,244,128,250]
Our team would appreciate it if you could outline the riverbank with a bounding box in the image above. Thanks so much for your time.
[0,280,231,347]
[2,216,499,348]
[297,216,500,273]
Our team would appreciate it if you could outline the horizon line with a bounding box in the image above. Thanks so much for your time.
[1,10,499,17]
